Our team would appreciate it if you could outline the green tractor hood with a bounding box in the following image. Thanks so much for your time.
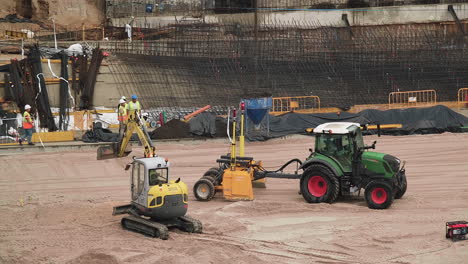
[362,151,400,178]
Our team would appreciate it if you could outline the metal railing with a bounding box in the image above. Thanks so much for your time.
[271,96,320,114]
[458,88,468,109]
[388,90,437,109]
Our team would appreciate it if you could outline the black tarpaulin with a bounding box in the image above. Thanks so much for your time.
[188,112,216,137]
[142,105,468,142]
[244,105,468,141]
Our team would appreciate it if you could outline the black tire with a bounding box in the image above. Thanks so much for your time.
[365,181,394,209]
[394,173,407,199]
[202,175,216,183]
[193,178,215,201]
[204,167,220,176]
[300,164,340,204]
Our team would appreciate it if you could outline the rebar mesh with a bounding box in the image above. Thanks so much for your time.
[105,20,468,113]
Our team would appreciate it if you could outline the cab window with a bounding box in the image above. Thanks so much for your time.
[148,168,168,186]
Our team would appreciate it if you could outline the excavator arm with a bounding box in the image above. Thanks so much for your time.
[97,112,155,160]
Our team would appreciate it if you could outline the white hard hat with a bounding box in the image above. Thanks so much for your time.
[121,96,127,101]
[142,112,149,117]
[119,99,125,104]
[25,104,31,110]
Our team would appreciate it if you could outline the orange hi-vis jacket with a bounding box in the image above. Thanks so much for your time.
[118,104,128,122]
[23,111,33,129]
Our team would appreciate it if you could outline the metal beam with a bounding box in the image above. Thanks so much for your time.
[342,14,353,38]
[448,5,466,35]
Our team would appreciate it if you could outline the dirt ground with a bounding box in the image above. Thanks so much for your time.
[0,133,467,264]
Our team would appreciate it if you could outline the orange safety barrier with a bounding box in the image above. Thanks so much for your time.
[388,90,437,109]
[271,96,320,114]
[457,88,468,109]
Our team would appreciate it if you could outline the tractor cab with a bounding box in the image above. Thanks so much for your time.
[312,122,366,173]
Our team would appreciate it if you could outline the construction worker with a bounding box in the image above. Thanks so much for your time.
[20,104,35,146]
[118,99,128,141]
[126,94,142,119]
[141,112,149,127]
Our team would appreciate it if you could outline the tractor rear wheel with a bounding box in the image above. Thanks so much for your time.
[193,178,215,201]
[300,164,339,204]
[365,181,394,209]
[394,173,407,199]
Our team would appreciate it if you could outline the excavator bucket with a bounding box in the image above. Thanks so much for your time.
[97,143,132,160]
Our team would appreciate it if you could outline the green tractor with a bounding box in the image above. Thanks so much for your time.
[300,122,407,209]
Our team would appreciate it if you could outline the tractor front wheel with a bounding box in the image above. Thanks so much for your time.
[300,164,339,204]
[365,181,394,209]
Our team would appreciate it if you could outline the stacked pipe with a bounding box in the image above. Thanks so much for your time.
[28,46,57,131]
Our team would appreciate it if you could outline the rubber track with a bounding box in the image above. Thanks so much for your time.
[179,215,203,233]
[121,215,169,240]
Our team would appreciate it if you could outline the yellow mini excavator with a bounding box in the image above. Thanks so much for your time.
[97,111,202,240]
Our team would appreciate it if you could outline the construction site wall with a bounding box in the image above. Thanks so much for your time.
[110,3,468,27]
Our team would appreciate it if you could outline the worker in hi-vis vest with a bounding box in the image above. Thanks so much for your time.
[20,104,35,146]
[126,94,142,119]
[117,99,128,141]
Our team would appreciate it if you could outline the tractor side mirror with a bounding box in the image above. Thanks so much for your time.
[372,141,377,149]
[175,178,180,183]
[309,148,313,153]
[125,164,131,171]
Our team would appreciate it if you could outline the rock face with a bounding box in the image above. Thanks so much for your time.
[2,0,105,26]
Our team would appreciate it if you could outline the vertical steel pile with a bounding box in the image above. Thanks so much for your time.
[58,52,70,131]
[80,48,104,109]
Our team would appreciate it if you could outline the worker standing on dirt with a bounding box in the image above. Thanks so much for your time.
[127,94,142,119]
[20,104,35,146]
[118,99,128,141]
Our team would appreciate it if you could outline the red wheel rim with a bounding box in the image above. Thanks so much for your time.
[371,187,387,204]
[308,176,328,197]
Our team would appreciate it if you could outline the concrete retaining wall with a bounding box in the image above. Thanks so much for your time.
[111,3,468,27]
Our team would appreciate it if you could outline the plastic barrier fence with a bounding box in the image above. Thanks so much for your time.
[458,88,468,109]
[271,96,320,114]
[388,90,437,109]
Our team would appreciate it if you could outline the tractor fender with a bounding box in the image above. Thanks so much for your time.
[363,177,395,190]
[299,158,344,178]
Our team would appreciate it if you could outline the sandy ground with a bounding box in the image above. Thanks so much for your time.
[0,133,467,264]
